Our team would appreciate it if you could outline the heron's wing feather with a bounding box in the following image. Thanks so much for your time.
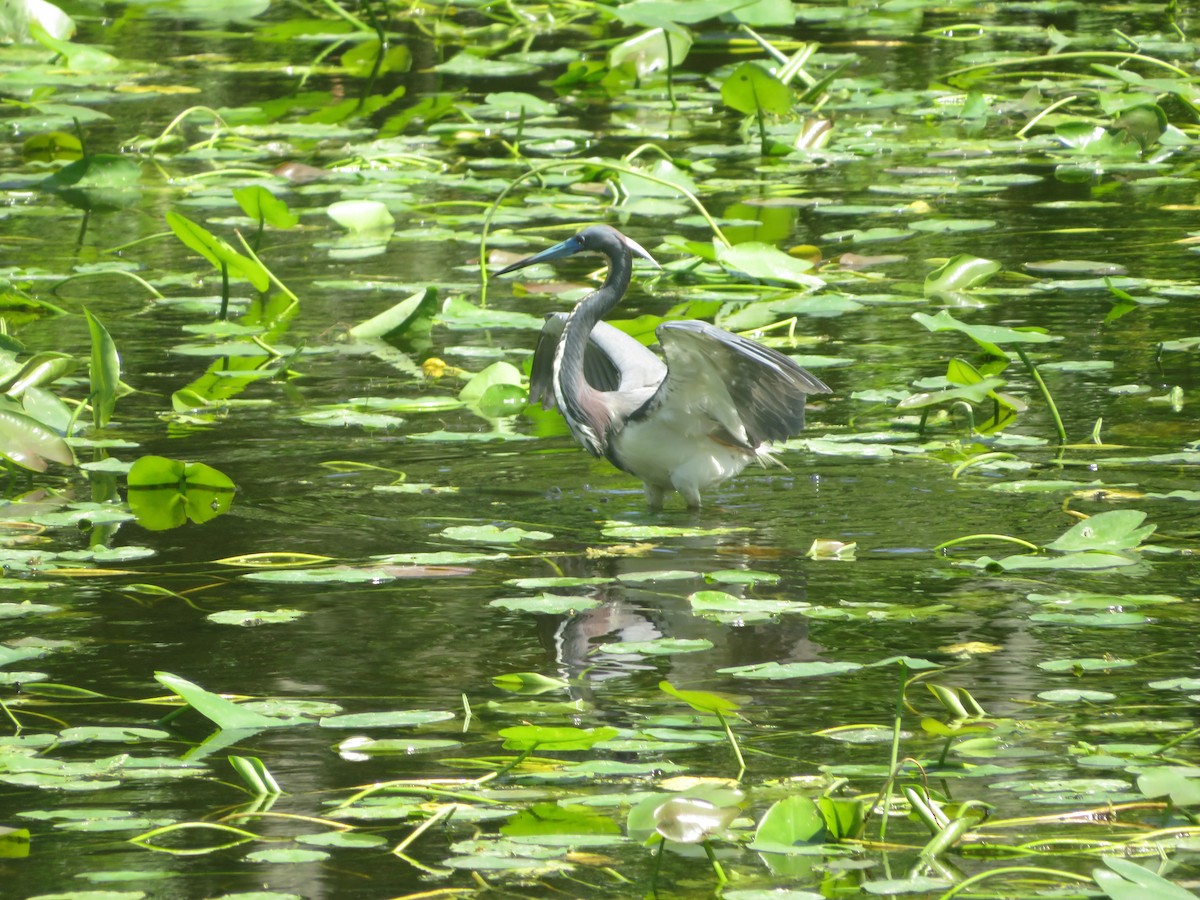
[529,314,567,409]
[530,314,666,411]
[651,320,830,446]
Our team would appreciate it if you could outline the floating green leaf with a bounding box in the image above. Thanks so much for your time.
[718,661,863,680]
[126,455,235,531]
[1045,510,1155,553]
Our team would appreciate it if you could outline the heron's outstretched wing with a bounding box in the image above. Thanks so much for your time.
[643,320,830,447]
[529,313,667,411]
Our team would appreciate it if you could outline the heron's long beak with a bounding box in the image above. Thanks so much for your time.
[494,238,581,276]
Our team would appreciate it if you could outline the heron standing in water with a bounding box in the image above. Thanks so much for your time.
[495,225,830,509]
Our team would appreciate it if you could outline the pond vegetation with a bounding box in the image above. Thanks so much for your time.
[1,1,1199,898]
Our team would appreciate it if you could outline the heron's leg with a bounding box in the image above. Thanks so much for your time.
[644,483,665,510]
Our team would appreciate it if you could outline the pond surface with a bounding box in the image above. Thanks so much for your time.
[2,2,1199,898]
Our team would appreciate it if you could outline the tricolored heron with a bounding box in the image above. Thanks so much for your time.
[495,225,830,509]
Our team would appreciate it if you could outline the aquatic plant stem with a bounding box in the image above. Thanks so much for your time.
[943,50,1192,82]
[932,533,1040,552]
[129,821,260,855]
[935,866,1092,899]
[951,452,1016,479]
[701,839,728,886]
[665,30,676,109]
[312,0,373,31]
[392,802,457,856]
[146,106,227,158]
[878,659,906,841]
[218,261,230,321]
[1014,346,1066,444]
[715,708,746,780]
[1016,94,1078,139]
[650,837,665,898]
[52,269,165,301]
[0,699,19,735]
[234,231,300,305]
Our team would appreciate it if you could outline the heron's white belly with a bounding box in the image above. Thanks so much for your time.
[611,413,755,494]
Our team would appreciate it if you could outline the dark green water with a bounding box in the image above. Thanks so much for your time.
[2,2,1199,898]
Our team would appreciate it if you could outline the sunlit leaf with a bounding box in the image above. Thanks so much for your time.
[438,524,552,544]
[718,661,862,680]
[924,254,1001,294]
[233,185,299,230]
[318,710,453,728]
[716,241,824,288]
[0,407,73,472]
[126,456,235,531]
[750,795,826,850]
[659,680,740,714]
[205,608,305,626]
[165,211,270,291]
[912,310,1059,358]
[721,61,793,116]
[499,725,619,751]
[154,672,301,730]
[84,308,120,429]
[492,672,570,693]
[228,755,281,796]
[327,199,394,234]
[489,594,602,614]
[1093,856,1198,900]
[1045,510,1155,553]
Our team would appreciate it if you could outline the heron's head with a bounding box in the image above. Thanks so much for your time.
[494,225,659,276]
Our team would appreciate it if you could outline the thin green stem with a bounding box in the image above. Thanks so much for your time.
[218,260,230,322]
[1014,346,1067,444]
[52,269,165,300]
[129,821,260,855]
[951,452,1015,479]
[715,708,746,780]
[146,106,226,158]
[932,533,1040,552]
[234,230,299,304]
[0,699,20,734]
[935,866,1092,900]
[392,803,457,856]
[312,0,372,30]
[665,29,676,109]
[943,50,1191,82]
[701,839,728,886]
[878,661,907,841]
[1016,94,1078,139]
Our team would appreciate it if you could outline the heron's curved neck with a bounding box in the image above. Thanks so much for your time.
[560,247,631,372]
[555,248,633,437]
